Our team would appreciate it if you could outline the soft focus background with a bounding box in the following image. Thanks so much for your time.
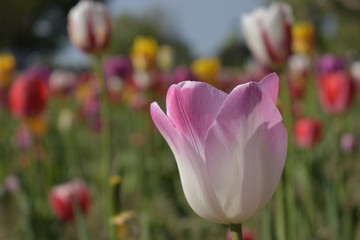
[1,0,360,239]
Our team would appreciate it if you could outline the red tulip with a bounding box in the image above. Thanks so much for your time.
[318,71,355,114]
[295,118,322,148]
[50,179,91,221]
[8,74,48,118]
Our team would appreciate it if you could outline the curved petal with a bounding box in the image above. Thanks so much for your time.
[241,9,271,66]
[204,82,287,224]
[150,102,227,223]
[166,81,227,160]
[258,73,279,105]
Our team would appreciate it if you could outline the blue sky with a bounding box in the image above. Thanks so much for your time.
[108,0,264,57]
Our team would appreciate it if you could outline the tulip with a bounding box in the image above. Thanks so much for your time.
[150,73,287,224]
[8,74,48,118]
[288,54,310,100]
[292,21,315,55]
[50,179,91,221]
[49,70,77,95]
[0,53,16,88]
[68,0,112,53]
[156,45,175,71]
[316,55,347,76]
[171,66,197,84]
[340,133,357,154]
[350,60,360,86]
[191,57,221,86]
[131,36,158,70]
[241,3,293,67]
[294,118,322,148]
[4,174,20,194]
[318,71,355,114]
[13,124,33,151]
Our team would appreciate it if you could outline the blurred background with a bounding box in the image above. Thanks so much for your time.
[1,0,360,239]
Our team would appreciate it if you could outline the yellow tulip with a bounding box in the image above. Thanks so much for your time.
[292,22,315,55]
[131,36,158,70]
[191,57,221,86]
[0,53,16,88]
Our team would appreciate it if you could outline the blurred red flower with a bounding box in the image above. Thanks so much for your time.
[8,74,48,118]
[49,179,91,222]
[295,118,322,148]
[318,71,355,114]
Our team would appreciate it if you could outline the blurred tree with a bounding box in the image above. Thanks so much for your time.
[0,0,106,50]
[218,34,250,68]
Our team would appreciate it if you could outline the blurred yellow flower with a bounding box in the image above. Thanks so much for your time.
[0,53,16,88]
[191,57,221,85]
[292,22,315,55]
[156,45,175,71]
[111,210,140,240]
[131,36,158,71]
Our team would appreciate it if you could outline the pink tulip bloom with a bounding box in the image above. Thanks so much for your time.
[150,73,287,224]
[241,3,293,67]
[68,0,112,53]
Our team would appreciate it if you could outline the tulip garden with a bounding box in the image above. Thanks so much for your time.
[1,0,360,240]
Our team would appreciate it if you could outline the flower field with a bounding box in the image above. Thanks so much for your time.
[1,0,360,239]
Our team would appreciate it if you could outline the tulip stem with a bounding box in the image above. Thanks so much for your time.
[230,224,243,240]
[94,56,117,240]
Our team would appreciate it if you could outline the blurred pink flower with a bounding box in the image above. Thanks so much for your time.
[4,174,20,194]
[241,3,293,67]
[150,73,287,224]
[68,0,112,53]
[340,133,357,154]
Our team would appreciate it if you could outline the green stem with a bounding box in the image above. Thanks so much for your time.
[230,224,243,240]
[74,200,89,240]
[94,56,117,240]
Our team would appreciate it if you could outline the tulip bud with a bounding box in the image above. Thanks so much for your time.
[50,179,91,221]
[13,124,33,151]
[156,45,175,71]
[317,71,355,114]
[241,3,293,67]
[8,74,48,118]
[295,118,322,148]
[4,174,20,194]
[151,73,287,224]
[68,0,112,53]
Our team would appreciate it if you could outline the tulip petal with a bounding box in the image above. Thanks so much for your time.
[258,73,279,104]
[166,81,227,159]
[150,102,227,223]
[241,10,271,66]
[205,82,287,223]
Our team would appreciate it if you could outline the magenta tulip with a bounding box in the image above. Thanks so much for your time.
[150,73,287,224]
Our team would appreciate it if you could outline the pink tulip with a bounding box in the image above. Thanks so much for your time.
[150,73,287,224]
[68,0,112,53]
[241,3,293,67]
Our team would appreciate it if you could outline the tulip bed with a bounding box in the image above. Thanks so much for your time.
[1,1,360,240]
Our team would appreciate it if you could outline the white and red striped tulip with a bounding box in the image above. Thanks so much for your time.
[68,0,112,53]
[241,3,293,67]
[150,73,287,224]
